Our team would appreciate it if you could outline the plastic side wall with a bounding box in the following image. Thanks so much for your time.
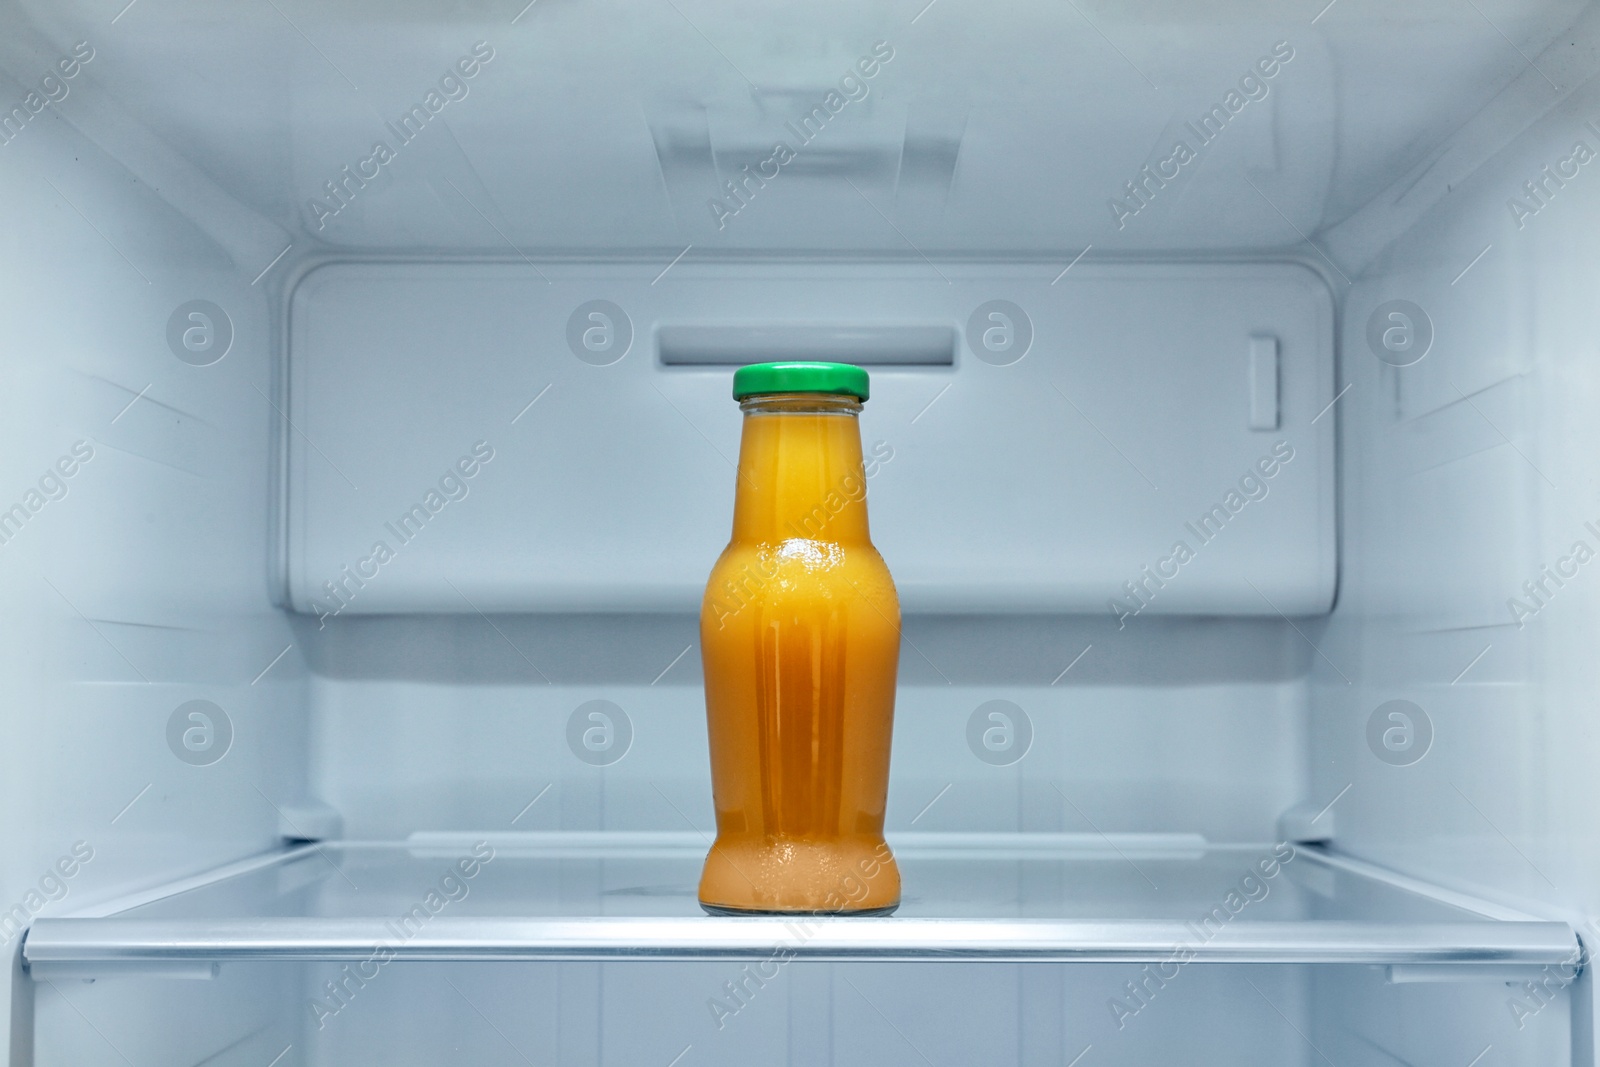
[0,38,308,1067]
[1311,52,1600,1067]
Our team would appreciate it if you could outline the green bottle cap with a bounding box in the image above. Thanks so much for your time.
[731,361,870,402]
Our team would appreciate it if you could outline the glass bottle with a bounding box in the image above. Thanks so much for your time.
[698,362,901,914]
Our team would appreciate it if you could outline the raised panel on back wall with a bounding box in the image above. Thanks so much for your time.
[285,260,1334,617]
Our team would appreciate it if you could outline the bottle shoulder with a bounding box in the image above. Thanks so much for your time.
[706,538,898,602]
[711,537,892,573]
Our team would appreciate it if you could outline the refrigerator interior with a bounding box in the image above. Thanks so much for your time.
[2,0,1600,1064]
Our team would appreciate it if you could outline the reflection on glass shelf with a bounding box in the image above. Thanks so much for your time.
[23,834,1577,974]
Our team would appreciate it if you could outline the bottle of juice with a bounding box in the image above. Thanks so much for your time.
[698,362,901,915]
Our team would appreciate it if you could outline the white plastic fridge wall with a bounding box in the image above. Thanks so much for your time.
[1310,25,1600,1067]
[0,43,309,1067]
[5,1,1600,1065]
[282,260,1337,616]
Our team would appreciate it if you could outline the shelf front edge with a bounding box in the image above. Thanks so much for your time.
[23,917,1580,968]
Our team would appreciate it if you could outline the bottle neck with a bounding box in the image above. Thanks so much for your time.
[731,393,871,544]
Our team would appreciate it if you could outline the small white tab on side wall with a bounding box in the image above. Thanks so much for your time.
[1249,333,1280,430]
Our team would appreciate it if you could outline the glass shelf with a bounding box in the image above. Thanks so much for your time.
[24,833,1577,977]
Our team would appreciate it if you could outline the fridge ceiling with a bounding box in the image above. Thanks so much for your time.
[3,0,1592,255]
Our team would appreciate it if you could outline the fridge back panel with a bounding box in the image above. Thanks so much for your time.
[285,260,1335,615]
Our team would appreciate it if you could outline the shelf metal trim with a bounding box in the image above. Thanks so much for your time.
[24,917,1578,967]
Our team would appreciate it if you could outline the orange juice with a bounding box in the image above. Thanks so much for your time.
[698,362,901,914]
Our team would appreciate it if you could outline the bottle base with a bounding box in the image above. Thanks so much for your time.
[699,901,900,917]
[698,834,900,915]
